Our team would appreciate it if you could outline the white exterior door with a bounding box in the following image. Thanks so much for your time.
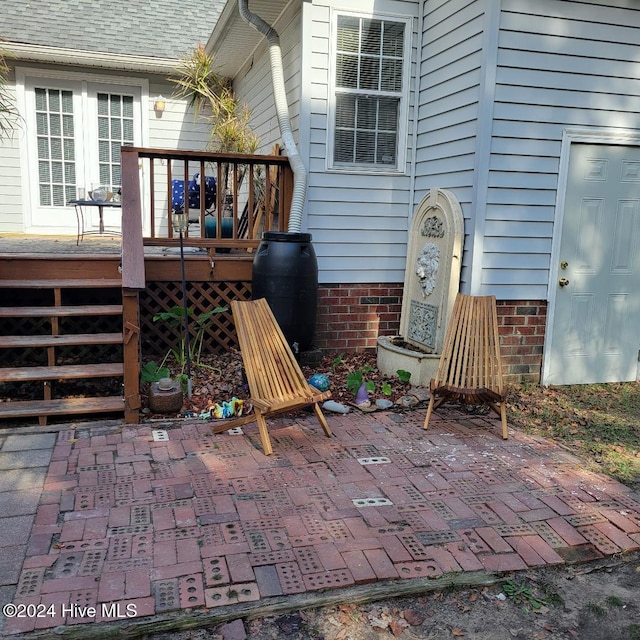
[545,143,640,385]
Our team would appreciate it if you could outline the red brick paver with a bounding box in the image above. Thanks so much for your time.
[2,407,640,636]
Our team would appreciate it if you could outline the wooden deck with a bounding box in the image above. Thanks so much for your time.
[0,147,292,426]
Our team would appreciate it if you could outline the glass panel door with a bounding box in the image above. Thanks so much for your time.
[25,78,85,233]
[24,77,142,234]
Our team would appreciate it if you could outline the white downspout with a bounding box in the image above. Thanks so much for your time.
[238,0,306,233]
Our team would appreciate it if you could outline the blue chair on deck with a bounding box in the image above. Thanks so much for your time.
[171,173,217,222]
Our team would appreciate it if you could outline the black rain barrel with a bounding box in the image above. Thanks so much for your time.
[252,231,318,352]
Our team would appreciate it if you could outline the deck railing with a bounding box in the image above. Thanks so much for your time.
[120,146,292,289]
[119,146,292,422]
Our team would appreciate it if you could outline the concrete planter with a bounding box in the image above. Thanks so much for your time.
[376,335,439,387]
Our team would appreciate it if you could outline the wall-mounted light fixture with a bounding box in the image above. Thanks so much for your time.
[153,95,166,115]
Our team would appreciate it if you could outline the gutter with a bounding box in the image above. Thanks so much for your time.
[1,41,179,75]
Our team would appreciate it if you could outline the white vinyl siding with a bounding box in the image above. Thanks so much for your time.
[478,0,640,299]
[233,5,302,153]
[414,0,488,288]
[305,0,418,284]
[413,0,640,300]
[147,78,209,150]
[0,66,23,233]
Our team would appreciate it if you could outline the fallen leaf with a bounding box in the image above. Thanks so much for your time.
[452,628,466,637]
[389,620,406,636]
[338,604,356,613]
[369,617,389,630]
[402,609,425,626]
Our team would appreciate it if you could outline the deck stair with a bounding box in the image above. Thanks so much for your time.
[0,277,127,425]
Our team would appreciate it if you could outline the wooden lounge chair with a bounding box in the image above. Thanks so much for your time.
[424,293,508,439]
[227,297,333,455]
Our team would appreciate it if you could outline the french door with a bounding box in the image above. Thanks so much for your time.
[23,76,141,234]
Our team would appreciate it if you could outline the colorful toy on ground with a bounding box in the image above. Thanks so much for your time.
[200,397,247,420]
[308,373,330,392]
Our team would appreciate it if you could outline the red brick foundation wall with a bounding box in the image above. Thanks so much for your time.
[315,286,547,385]
[496,300,547,384]
[315,284,403,351]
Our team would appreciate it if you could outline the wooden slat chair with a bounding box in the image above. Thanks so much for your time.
[424,293,508,439]
[228,298,333,455]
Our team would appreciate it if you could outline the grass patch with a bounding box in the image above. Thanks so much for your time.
[586,602,606,617]
[508,382,640,488]
[628,623,640,640]
[606,595,624,608]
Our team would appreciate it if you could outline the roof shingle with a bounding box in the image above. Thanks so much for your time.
[0,0,226,59]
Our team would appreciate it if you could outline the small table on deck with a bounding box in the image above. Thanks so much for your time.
[68,199,122,245]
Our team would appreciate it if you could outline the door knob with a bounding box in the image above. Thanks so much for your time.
[559,278,569,287]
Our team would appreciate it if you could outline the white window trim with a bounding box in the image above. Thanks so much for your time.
[326,9,412,175]
[15,67,149,232]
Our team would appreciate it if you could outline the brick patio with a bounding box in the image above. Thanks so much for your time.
[1,406,639,636]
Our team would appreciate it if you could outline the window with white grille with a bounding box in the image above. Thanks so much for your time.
[330,13,410,171]
[35,88,77,206]
[34,89,136,207]
[97,92,135,190]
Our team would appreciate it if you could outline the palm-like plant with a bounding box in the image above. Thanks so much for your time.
[170,44,259,154]
[0,51,18,140]
[170,45,260,207]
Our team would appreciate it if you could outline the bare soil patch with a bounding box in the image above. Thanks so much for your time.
[145,554,640,640]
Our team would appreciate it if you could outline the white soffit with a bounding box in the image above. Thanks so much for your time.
[206,0,291,78]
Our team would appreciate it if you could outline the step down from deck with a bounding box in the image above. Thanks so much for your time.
[0,277,128,426]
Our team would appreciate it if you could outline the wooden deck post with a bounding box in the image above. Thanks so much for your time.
[120,147,145,424]
[122,288,141,423]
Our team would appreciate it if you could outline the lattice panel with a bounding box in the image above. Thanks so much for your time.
[0,288,55,308]
[62,288,122,306]
[0,317,50,338]
[0,347,47,367]
[55,344,123,365]
[0,286,124,366]
[59,315,122,336]
[139,280,251,358]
